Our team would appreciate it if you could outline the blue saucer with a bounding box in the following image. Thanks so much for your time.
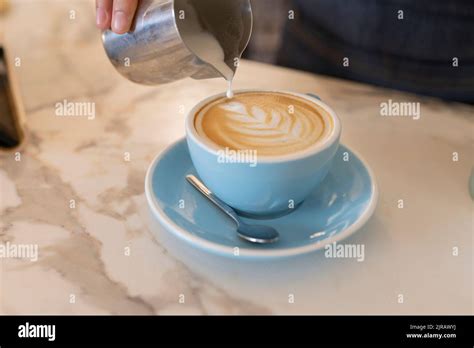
[145,138,378,259]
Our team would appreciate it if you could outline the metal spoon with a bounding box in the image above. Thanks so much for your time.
[186,175,280,244]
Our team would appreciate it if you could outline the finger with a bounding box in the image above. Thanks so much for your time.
[112,0,138,34]
[96,0,113,29]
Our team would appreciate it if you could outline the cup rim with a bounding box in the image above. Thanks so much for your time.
[185,89,342,163]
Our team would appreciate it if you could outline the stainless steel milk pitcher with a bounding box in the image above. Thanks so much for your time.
[101,0,253,85]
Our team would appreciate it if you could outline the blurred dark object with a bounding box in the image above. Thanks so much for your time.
[243,0,290,63]
[276,0,474,103]
[246,0,474,103]
[0,47,22,149]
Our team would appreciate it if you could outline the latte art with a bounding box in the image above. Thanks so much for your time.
[195,92,332,156]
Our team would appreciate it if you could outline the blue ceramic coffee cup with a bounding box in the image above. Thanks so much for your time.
[186,90,342,217]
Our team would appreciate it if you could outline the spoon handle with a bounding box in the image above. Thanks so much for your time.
[186,175,241,226]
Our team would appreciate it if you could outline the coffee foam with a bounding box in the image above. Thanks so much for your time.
[195,92,332,157]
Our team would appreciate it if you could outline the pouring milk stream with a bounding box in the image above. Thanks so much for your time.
[178,0,236,98]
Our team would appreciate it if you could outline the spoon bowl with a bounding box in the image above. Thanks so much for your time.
[237,223,280,244]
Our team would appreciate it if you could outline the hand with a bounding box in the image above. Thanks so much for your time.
[96,0,138,34]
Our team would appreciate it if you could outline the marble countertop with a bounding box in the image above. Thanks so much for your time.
[0,0,472,314]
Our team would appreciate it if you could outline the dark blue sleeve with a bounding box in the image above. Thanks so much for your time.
[278,0,474,102]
